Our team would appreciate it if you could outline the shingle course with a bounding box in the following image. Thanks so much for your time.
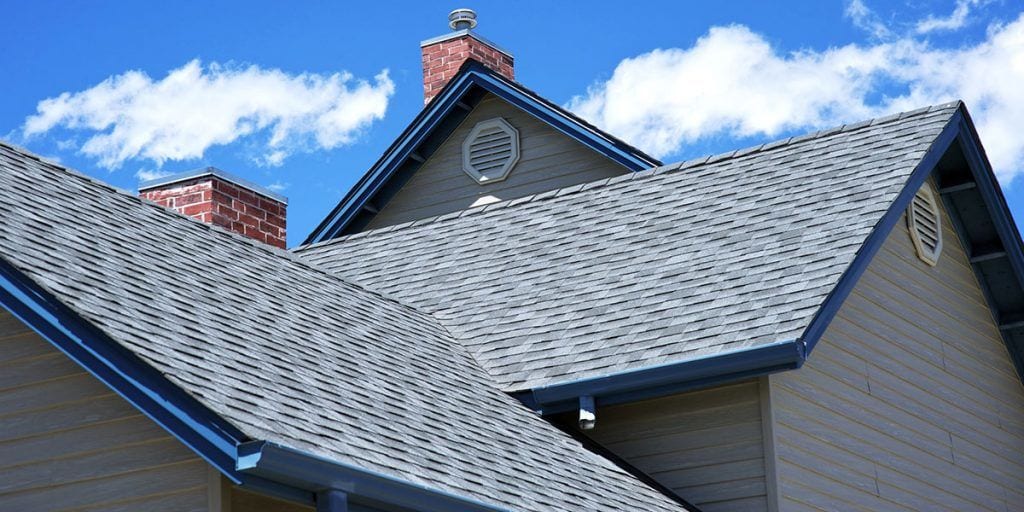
[0,141,688,511]
[297,103,960,391]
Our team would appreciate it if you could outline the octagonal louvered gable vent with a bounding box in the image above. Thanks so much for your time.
[462,118,520,184]
[907,184,943,266]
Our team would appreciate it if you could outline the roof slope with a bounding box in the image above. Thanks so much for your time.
[297,102,960,391]
[0,142,688,511]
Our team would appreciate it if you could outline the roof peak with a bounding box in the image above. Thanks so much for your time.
[294,100,963,253]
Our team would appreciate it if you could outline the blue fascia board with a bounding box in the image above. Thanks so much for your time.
[0,256,248,482]
[953,110,1024,381]
[237,441,508,512]
[521,339,805,415]
[467,68,659,171]
[521,109,972,414]
[957,113,1024,292]
[800,110,964,355]
[304,62,659,244]
[304,75,478,244]
[0,256,509,510]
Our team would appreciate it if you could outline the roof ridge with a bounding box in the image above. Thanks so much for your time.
[482,62,663,166]
[294,100,962,253]
[0,140,441,325]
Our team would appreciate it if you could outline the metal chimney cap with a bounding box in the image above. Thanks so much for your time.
[448,8,478,30]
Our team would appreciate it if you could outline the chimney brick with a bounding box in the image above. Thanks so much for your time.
[421,32,513,105]
[139,168,288,249]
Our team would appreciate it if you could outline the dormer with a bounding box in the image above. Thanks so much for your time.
[305,10,660,243]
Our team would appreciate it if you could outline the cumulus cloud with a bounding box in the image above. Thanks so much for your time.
[568,13,1024,182]
[266,181,289,193]
[134,168,172,182]
[845,0,893,40]
[23,60,395,170]
[917,0,981,34]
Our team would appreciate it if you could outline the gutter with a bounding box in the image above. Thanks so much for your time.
[0,256,247,480]
[237,441,508,512]
[0,256,505,511]
[518,339,805,415]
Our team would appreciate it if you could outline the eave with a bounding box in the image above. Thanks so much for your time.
[517,103,1024,415]
[237,441,507,512]
[0,254,507,511]
[515,340,805,415]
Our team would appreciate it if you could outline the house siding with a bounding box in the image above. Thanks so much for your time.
[230,488,314,512]
[582,380,770,512]
[365,93,629,230]
[0,309,211,511]
[228,486,389,512]
[770,205,1024,510]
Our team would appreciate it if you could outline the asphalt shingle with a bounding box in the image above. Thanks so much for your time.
[297,102,961,392]
[0,142,689,511]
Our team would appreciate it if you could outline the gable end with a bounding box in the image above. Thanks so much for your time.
[304,61,660,243]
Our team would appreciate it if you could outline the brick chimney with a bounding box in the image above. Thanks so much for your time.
[421,9,514,105]
[139,167,287,249]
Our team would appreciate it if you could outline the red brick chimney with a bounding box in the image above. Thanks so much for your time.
[421,9,514,105]
[139,167,287,249]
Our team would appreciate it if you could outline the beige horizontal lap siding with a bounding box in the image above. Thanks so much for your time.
[364,93,630,230]
[0,310,211,512]
[582,381,770,512]
[770,204,1024,510]
[230,488,313,512]
[228,484,391,512]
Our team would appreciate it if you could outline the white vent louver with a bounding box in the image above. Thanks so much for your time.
[462,118,520,184]
[907,184,943,266]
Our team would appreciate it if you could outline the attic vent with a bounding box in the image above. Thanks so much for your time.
[907,184,943,266]
[462,118,520,184]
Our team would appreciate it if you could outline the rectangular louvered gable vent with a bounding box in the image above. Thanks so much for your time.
[462,117,520,183]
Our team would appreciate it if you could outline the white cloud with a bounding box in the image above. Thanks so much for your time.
[917,0,981,34]
[568,14,1024,183]
[23,60,395,170]
[134,168,172,182]
[266,181,289,193]
[845,0,893,40]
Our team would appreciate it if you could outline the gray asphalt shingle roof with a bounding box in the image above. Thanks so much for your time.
[0,142,689,511]
[297,102,961,392]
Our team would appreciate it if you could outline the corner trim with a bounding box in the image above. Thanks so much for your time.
[759,376,783,512]
[237,441,507,512]
[518,339,805,415]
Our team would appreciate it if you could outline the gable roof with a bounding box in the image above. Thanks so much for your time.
[297,101,1024,412]
[305,60,661,243]
[0,142,691,511]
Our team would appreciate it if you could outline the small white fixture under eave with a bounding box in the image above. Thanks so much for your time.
[462,117,520,184]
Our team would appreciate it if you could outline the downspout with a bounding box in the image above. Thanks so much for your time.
[317,490,348,512]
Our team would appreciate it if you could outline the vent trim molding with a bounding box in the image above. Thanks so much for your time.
[908,182,943,266]
[462,117,520,184]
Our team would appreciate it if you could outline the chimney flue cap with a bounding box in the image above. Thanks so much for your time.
[448,8,478,30]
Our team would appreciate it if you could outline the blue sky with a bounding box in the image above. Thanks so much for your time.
[2,1,1023,246]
